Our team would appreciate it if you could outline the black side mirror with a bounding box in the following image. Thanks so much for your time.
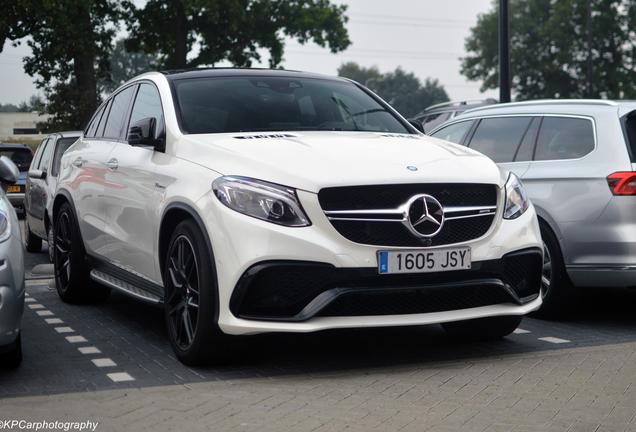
[128,117,164,151]
[28,169,47,180]
[408,120,425,134]
[0,156,19,187]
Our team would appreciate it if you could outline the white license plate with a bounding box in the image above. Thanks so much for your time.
[378,247,471,274]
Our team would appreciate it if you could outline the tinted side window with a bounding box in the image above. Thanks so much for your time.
[86,104,105,138]
[430,120,474,144]
[51,137,78,177]
[624,112,636,162]
[535,117,595,161]
[38,137,55,171]
[96,99,112,138]
[31,138,47,169]
[102,86,136,139]
[422,112,452,133]
[128,83,164,139]
[468,117,532,163]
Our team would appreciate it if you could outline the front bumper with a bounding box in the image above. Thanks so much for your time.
[196,189,543,335]
[231,248,543,322]
[0,233,25,347]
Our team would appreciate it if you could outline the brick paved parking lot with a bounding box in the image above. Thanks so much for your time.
[2,223,636,431]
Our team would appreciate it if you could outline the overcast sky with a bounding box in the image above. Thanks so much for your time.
[0,0,497,105]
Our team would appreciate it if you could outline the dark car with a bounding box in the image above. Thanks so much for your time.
[24,131,81,261]
[410,99,498,134]
[0,143,34,216]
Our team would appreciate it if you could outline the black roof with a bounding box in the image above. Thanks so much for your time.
[160,67,349,82]
[0,143,30,150]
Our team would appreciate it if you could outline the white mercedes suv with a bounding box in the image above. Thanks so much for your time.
[54,69,542,365]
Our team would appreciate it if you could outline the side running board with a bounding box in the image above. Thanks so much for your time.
[90,269,163,304]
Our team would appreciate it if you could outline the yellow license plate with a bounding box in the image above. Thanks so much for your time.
[6,186,21,193]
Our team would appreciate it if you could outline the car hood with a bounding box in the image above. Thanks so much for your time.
[176,131,504,192]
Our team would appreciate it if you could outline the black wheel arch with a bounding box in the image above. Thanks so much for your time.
[159,202,220,325]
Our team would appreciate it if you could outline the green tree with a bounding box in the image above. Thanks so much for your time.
[461,0,636,99]
[102,39,159,92]
[0,1,122,130]
[124,0,351,69]
[338,62,449,118]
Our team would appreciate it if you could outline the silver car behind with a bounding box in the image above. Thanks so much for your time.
[430,100,636,316]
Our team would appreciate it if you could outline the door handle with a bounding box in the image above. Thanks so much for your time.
[105,158,119,170]
[72,157,84,168]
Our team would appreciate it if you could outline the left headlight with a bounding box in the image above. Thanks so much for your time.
[212,176,311,227]
[503,172,530,220]
[0,210,11,243]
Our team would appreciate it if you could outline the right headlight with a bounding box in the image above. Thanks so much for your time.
[503,172,530,220]
[212,176,311,227]
[0,209,11,243]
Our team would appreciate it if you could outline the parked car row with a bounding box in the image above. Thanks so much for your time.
[3,69,635,368]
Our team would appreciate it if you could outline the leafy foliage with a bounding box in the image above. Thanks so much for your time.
[102,39,159,92]
[461,0,636,99]
[124,0,351,69]
[338,62,449,118]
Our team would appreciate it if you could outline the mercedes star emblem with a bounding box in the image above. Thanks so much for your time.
[406,194,445,237]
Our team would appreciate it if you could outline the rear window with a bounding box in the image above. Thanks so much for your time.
[0,147,33,171]
[623,112,636,162]
[535,117,595,161]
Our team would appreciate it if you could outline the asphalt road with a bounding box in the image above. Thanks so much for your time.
[4,221,636,431]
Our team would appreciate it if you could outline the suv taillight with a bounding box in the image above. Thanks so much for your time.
[607,172,636,196]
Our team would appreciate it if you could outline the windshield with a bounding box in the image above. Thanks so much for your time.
[172,76,410,134]
[0,148,33,171]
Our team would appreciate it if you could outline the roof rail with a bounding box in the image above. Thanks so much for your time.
[463,99,618,114]
[424,98,498,112]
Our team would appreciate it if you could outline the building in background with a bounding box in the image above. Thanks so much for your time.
[0,112,50,143]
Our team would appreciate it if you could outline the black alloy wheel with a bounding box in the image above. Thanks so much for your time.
[165,235,200,350]
[163,219,229,365]
[55,210,73,291]
[54,202,109,303]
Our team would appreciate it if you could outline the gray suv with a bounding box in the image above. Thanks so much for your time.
[430,100,636,316]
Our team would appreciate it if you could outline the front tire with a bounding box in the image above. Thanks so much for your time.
[54,202,109,303]
[24,218,42,253]
[163,219,228,366]
[442,316,522,341]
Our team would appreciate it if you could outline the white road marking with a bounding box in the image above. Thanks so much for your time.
[36,310,54,316]
[92,358,117,368]
[78,346,101,355]
[513,328,531,334]
[28,304,45,310]
[25,292,29,296]
[24,297,36,303]
[538,336,571,344]
[45,318,63,324]
[54,327,74,334]
[66,335,88,343]
[107,372,135,383]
